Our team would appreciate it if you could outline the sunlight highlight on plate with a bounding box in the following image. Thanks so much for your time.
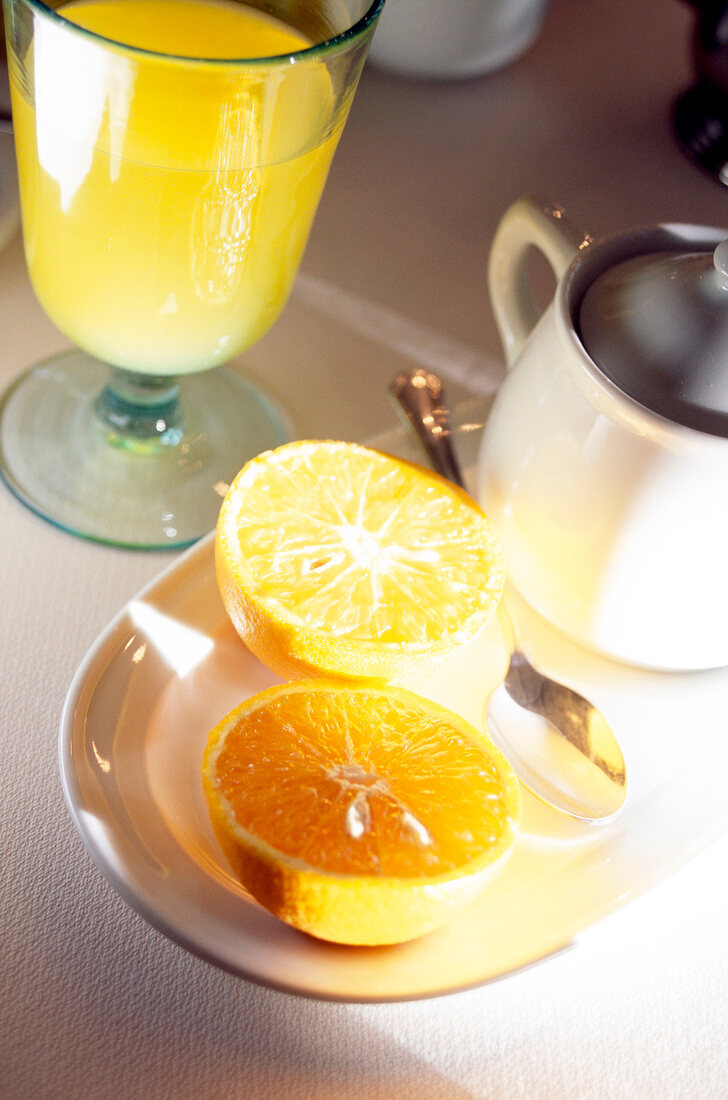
[128,600,214,676]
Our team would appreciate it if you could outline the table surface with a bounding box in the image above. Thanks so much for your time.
[3,0,728,1096]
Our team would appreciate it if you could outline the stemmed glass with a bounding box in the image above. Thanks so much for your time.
[0,0,383,547]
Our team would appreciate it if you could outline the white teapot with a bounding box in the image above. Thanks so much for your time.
[477,197,728,670]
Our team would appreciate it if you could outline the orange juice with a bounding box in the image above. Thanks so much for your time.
[10,0,342,373]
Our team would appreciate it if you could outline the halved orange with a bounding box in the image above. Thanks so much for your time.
[215,440,505,681]
[202,679,521,945]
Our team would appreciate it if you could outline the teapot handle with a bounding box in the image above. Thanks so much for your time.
[488,197,587,367]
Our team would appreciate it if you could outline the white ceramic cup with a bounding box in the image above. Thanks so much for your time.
[477,197,728,671]
[367,0,551,79]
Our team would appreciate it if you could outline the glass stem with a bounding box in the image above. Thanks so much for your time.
[94,368,184,447]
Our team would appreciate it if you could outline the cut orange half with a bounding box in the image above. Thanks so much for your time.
[202,679,521,945]
[215,440,505,681]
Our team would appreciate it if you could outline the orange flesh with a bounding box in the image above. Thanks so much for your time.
[213,688,512,877]
[228,446,501,644]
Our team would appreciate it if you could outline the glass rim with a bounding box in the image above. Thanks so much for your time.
[16,0,386,65]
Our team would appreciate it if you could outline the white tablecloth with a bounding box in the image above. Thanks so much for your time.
[3,0,728,1094]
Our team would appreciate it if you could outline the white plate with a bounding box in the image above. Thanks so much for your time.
[60,404,728,1000]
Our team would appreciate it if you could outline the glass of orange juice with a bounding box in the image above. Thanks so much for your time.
[0,0,384,547]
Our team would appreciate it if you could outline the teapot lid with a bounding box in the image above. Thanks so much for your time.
[578,240,728,436]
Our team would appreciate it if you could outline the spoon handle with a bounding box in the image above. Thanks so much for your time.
[390,367,627,821]
[390,370,517,650]
[389,370,466,490]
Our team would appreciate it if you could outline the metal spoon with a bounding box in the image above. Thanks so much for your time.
[390,368,627,823]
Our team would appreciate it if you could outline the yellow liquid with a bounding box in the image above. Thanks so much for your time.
[11,0,341,373]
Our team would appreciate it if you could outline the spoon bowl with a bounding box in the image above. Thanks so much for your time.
[390,368,627,823]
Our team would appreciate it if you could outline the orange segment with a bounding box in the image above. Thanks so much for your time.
[215,440,505,680]
[202,679,521,945]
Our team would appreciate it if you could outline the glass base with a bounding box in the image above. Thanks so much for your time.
[0,350,292,549]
